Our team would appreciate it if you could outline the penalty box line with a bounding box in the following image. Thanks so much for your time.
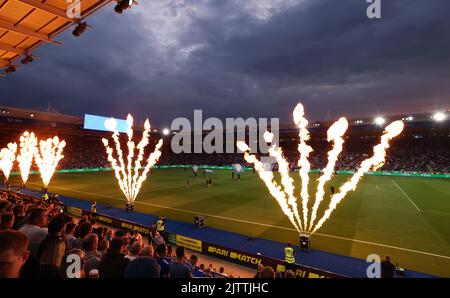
[379,181,449,216]
[27,182,450,261]
[391,179,421,212]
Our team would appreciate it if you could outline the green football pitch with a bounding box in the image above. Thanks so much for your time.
[12,169,450,277]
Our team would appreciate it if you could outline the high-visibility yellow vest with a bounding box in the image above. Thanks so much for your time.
[42,193,49,201]
[91,204,97,213]
[284,247,295,264]
[156,220,164,232]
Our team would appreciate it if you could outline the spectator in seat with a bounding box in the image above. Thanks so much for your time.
[98,239,109,256]
[64,222,77,249]
[114,230,126,239]
[219,267,228,277]
[126,241,142,261]
[19,208,48,257]
[98,237,129,278]
[381,256,397,278]
[185,254,198,274]
[198,264,211,277]
[152,231,165,247]
[95,227,104,241]
[148,224,157,243]
[82,233,101,276]
[0,230,29,278]
[133,232,144,247]
[258,266,275,278]
[61,249,86,278]
[72,222,92,249]
[88,269,99,278]
[106,229,113,242]
[90,219,97,233]
[204,266,212,277]
[12,204,26,229]
[169,246,192,278]
[124,256,161,278]
[167,245,173,258]
[190,256,209,278]
[0,201,11,213]
[154,244,171,278]
[254,263,264,278]
[140,245,153,257]
[1,212,14,230]
[77,215,89,226]
[38,214,68,267]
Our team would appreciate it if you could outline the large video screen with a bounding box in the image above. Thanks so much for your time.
[83,114,129,133]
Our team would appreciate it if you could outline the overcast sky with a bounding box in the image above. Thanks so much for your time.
[1,0,449,127]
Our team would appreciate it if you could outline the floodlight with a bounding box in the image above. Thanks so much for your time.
[374,117,385,126]
[433,112,446,122]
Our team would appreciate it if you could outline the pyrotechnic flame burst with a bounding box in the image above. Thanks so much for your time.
[34,136,66,187]
[17,131,38,185]
[0,142,17,181]
[237,103,404,236]
[309,120,404,234]
[102,114,163,204]
[308,117,348,232]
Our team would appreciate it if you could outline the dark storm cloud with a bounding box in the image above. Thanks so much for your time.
[1,0,449,126]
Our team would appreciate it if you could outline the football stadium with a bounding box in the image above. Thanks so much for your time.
[0,0,449,286]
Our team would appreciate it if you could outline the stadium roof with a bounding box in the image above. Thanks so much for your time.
[0,104,82,124]
[0,0,112,71]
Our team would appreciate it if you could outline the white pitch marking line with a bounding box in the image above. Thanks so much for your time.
[391,179,421,212]
[421,210,450,216]
[25,182,450,260]
[375,184,399,194]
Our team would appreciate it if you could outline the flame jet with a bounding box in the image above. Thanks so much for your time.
[264,131,305,234]
[238,102,404,237]
[0,142,17,181]
[17,132,38,185]
[293,103,313,232]
[237,141,302,233]
[34,136,66,187]
[310,121,404,234]
[307,117,348,233]
[102,114,163,204]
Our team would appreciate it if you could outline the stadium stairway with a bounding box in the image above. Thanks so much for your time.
[14,188,437,278]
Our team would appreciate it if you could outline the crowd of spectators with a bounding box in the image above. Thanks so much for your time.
[0,189,238,278]
[1,128,449,174]
[278,135,450,174]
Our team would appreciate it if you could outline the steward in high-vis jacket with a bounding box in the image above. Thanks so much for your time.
[284,242,296,271]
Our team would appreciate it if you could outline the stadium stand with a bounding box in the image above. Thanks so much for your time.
[0,188,249,278]
[1,106,449,174]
